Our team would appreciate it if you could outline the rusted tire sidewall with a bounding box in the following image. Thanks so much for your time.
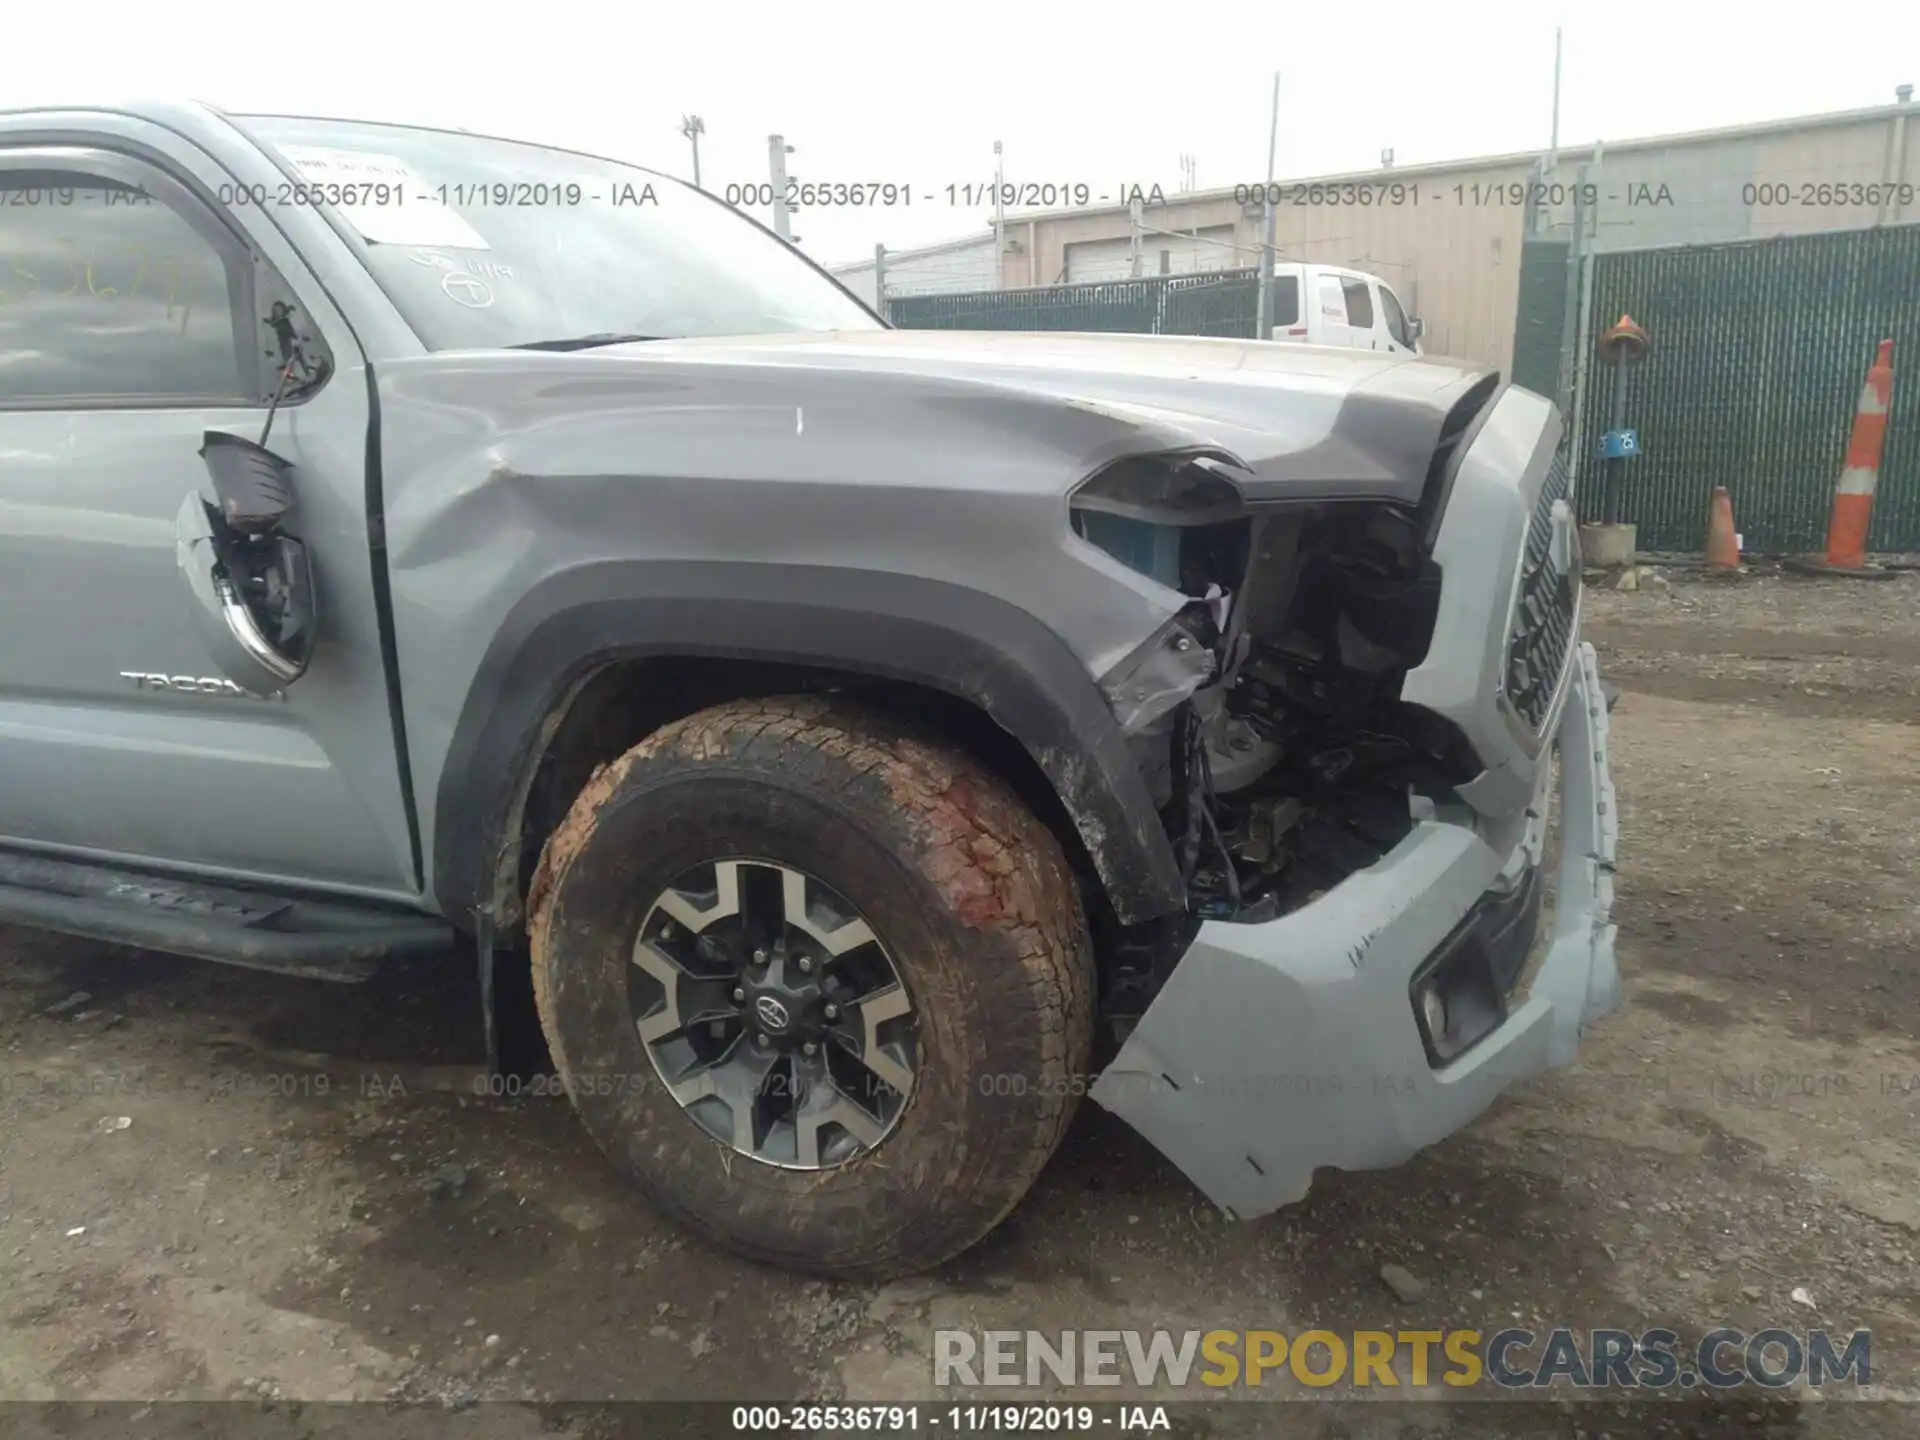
[529,697,1093,1279]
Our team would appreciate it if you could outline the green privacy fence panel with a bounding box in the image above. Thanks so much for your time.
[888,282,1153,333]
[888,268,1263,338]
[1511,239,1571,403]
[1572,225,1920,554]
[1160,271,1263,338]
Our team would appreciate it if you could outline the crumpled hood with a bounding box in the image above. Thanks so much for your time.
[610,328,1502,504]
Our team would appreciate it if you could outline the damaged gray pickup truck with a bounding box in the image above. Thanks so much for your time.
[0,102,1621,1278]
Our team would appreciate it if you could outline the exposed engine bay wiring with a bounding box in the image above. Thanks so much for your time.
[1155,504,1480,924]
[1173,705,1242,915]
[1072,446,1492,929]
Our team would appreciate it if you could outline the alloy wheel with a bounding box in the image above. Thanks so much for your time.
[628,858,919,1170]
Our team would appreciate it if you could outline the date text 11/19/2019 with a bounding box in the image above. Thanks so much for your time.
[211,181,661,209]
[717,182,1173,210]
[731,1405,1171,1433]
[1232,181,1676,208]
[712,180,1673,210]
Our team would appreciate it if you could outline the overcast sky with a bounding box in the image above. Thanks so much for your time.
[12,1,1917,266]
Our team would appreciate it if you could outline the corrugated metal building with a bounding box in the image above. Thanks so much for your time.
[830,231,999,309]
[990,97,1918,373]
[1059,225,1243,282]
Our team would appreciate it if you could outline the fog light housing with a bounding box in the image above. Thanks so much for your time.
[1410,929,1507,1068]
[1412,871,1546,1067]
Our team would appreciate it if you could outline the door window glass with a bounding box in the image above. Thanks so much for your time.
[1271,274,1300,326]
[1378,283,1413,346]
[0,166,250,403]
[1340,275,1375,329]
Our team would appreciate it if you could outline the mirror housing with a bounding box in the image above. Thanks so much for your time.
[174,495,314,696]
[174,433,317,697]
[200,430,296,531]
[1406,316,1425,344]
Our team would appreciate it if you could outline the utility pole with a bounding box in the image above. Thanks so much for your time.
[1128,193,1144,277]
[993,140,1006,289]
[679,114,705,191]
[1881,83,1913,226]
[1550,26,1563,161]
[768,133,795,242]
[873,242,888,320]
[1255,71,1281,338]
[1548,26,1577,402]
[1567,139,1605,495]
[1556,160,1589,409]
[1525,28,1563,242]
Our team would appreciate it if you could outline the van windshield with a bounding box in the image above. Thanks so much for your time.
[238,116,882,351]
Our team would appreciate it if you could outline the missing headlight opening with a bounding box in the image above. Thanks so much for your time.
[1080,458,1478,930]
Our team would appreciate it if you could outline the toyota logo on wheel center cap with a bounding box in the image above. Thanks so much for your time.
[754,995,791,1031]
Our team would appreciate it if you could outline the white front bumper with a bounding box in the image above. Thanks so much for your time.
[1089,642,1622,1219]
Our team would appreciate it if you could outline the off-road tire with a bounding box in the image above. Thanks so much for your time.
[528,695,1095,1278]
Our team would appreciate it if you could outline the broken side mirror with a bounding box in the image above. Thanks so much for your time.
[174,433,317,697]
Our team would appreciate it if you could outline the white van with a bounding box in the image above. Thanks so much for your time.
[1270,262,1423,355]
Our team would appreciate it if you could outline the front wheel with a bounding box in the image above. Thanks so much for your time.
[528,695,1095,1278]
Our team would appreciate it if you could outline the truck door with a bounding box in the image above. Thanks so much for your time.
[1268,266,1308,342]
[1310,268,1356,349]
[0,127,420,896]
[1336,272,1378,351]
[1375,279,1419,354]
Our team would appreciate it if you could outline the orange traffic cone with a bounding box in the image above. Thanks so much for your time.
[1705,487,1740,571]
[1823,339,1895,570]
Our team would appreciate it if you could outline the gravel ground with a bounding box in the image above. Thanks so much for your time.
[2,568,1916,1438]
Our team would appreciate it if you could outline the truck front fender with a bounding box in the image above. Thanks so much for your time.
[431,561,1188,931]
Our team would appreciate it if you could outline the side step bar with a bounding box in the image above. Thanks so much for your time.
[0,852,453,982]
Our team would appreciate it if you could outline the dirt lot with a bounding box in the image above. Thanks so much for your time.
[3,567,1917,1437]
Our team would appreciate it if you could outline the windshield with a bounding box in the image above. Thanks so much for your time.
[238,117,883,350]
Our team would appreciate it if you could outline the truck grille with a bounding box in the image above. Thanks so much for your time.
[1502,450,1579,733]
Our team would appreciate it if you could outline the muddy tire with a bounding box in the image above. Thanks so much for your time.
[527,695,1095,1279]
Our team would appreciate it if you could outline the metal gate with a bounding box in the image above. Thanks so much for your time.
[1569,226,1920,553]
[887,268,1263,339]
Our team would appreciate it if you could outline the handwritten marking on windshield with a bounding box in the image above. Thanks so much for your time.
[411,251,517,280]
[440,271,494,308]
